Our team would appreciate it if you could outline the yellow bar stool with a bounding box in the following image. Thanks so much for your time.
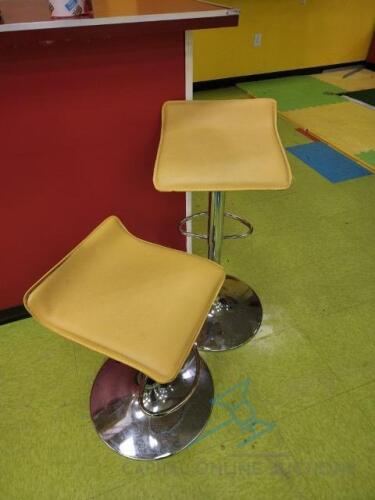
[24,216,225,460]
[154,99,292,352]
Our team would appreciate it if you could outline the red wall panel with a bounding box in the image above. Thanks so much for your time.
[0,31,186,309]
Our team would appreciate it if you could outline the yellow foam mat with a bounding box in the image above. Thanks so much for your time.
[314,69,375,91]
[284,102,375,158]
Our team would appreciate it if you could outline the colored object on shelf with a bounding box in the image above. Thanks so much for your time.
[287,142,372,183]
[48,0,91,18]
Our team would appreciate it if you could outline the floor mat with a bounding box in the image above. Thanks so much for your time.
[357,149,375,167]
[284,102,375,165]
[236,71,375,172]
[194,86,249,101]
[343,88,375,107]
[314,68,375,91]
[287,142,372,183]
[237,76,346,111]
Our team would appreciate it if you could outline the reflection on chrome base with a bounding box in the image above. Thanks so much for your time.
[90,351,214,460]
[198,275,263,352]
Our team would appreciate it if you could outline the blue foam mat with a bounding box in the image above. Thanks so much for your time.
[287,142,372,183]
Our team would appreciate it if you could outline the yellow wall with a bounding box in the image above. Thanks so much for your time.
[193,0,375,81]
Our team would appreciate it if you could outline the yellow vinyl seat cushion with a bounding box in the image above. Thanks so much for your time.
[153,99,292,192]
[24,216,225,384]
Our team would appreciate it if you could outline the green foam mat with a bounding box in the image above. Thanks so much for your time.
[237,76,346,111]
[357,149,375,166]
[194,86,248,101]
[344,88,375,107]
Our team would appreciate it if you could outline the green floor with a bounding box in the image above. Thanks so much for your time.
[236,75,346,111]
[1,87,375,499]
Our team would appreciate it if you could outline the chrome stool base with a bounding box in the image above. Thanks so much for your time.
[90,351,214,460]
[197,275,262,352]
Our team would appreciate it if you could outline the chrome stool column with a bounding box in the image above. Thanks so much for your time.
[180,191,262,351]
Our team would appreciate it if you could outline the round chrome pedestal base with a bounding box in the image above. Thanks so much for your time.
[90,354,214,460]
[197,275,263,352]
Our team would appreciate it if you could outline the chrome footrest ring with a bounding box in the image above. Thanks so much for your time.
[179,211,253,240]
